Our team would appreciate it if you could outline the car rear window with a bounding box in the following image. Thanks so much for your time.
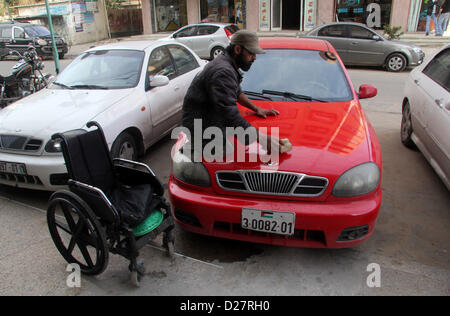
[225,24,240,34]
[241,49,353,102]
[198,25,219,35]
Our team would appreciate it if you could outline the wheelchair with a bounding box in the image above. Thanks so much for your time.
[46,121,175,286]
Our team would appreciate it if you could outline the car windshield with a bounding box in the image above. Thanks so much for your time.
[241,49,353,102]
[54,49,145,89]
[24,25,51,37]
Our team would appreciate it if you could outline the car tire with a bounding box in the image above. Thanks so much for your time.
[210,46,225,60]
[111,131,138,161]
[401,101,416,148]
[386,53,407,72]
[58,53,64,59]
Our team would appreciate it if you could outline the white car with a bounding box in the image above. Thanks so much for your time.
[401,44,450,190]
[0,40,205,191]
[167,23,239,60]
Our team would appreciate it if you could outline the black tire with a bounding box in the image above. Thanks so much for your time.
[401,101,416,148]
[210,46,225,60]
[110,131,138,161]
[386,53,407,72]
[58,53,64,59]
[47,191,109,276]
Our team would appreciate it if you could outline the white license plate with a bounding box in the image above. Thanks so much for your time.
[241,208,295,235]
[0,161,27,175]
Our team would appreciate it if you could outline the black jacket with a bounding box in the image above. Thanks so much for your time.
[182,53,253,145]
[427,0,440,15]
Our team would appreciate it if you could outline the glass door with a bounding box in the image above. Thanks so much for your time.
[271,0,282,31]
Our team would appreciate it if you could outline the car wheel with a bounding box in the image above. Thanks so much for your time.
[111,132,138,161]
[386,53,407,72]
[401,101,416,148]
[210,46,225,60]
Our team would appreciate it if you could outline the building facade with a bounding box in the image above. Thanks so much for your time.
[141,0,447,34]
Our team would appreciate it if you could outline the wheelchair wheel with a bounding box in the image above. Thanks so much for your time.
[47,191,109,276]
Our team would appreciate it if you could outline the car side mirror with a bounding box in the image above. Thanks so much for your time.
[358,84,377,99]
[149,75,169,89]
[372,35,382,41]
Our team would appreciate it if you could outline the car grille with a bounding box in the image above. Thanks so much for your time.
[216,170,328,197]
[0,135,43,152]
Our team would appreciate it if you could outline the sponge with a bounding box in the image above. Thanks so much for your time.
[280,138,292,153]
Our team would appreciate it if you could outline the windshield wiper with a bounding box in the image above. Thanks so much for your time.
[243,90,273,101]
[262,89,326,102]
[52,82,73,89]
[70,84,109,90]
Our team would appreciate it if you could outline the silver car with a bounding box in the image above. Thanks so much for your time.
[304,22,424,72]
[168,23,239,60]
[401,44,450,190]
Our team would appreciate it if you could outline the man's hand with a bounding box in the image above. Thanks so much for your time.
[255,107,280,118]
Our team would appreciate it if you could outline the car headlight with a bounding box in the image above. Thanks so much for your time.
[44,139,62,153]
[172,151,211,187]
[332,162,380,197]
[413,47,422,54]
[36,39,47,46]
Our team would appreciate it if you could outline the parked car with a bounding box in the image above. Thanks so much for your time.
[401,44,450,190]
[0,40,205,190]
[167,23,239,60]
[303,22,424,72]
[0,21,68,59]
[169,37,382,248]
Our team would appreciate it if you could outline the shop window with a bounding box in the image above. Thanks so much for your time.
[336,0,392,30]
[154,0,188,32]
[200,0,244,28]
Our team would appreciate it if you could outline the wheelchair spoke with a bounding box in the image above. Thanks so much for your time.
[54,220,71,235]
[61,203,77,231]
[78,242,94,268]
[67,219,85,255]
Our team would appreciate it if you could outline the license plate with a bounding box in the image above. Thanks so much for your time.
[241,208,295,235]
[0,161,27,175]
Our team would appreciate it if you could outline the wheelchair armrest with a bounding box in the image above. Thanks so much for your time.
[68,180,120,224]
[113,159,164,196]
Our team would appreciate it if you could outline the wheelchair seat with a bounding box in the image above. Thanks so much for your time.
[46,121,175,286]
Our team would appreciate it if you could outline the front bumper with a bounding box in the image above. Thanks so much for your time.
[169,177,382,248]
[0,152,67,191]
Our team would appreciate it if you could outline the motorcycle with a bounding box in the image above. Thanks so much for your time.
[0,45,54,108]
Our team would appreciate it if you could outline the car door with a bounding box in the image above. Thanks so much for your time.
[172,26,198,52]
[12,26,30,55]
[417,47,450,182]
[195,25,220,58]
[0,26,11,57]
[316,24,349,63]
[346,25,385,66]
[145,45,181,139]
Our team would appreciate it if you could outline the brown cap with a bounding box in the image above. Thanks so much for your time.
[231,30,265,54]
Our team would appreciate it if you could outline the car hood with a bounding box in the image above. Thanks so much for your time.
[206,100,372,178]
[0,88,132,137]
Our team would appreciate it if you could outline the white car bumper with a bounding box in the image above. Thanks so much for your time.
[0,152,67,191]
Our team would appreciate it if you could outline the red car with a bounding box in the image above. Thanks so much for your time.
[169,37,382,248]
